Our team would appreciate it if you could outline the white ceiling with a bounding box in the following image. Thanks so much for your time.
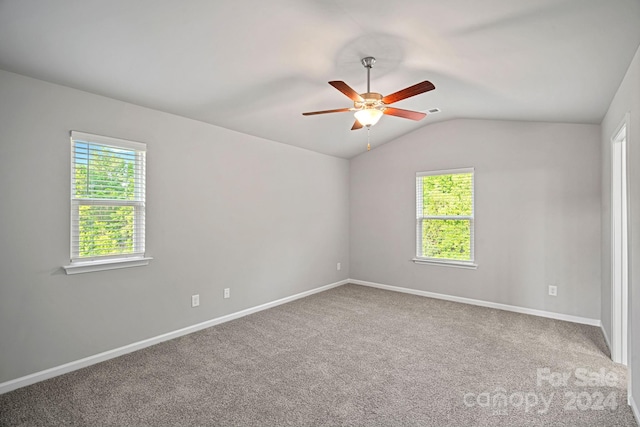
[1,0,639,158]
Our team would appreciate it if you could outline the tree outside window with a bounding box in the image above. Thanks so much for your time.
[416,169,474,264]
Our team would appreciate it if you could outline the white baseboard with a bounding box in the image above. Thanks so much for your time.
[349,279,601,327]
[0,279,349,395]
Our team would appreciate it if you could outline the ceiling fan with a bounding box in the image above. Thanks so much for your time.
[303,57,435,130]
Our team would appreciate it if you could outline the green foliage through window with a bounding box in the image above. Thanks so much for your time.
[417,171,473,262]
[77,205,135,257]
[71,134,146,261]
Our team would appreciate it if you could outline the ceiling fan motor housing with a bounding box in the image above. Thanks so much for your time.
[355,92,385,111]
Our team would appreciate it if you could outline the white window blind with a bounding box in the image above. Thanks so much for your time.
[416,168,474,265]
[70,131,146,263]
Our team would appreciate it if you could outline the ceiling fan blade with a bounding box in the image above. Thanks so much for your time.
[381,81,435,104]
[383,107,427,121]
[302,107,352,116]
[329,81,364,102]
[351,120,363,130]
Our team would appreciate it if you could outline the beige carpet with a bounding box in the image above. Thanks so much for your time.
[0,284,637,426]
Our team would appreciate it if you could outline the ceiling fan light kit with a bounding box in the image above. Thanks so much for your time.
[303,56,435,132]
[354,107,383,127]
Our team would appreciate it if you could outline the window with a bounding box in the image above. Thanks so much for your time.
[414,168,476,268]
[64,131,150,274]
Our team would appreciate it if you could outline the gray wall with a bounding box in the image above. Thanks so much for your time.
[601,44,640,412]
[349,119,601,319]
[3,60,635,403]
[0,70,350,383]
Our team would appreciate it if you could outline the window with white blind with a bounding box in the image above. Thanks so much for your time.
[414,168,476,268]
[64,131,150,274]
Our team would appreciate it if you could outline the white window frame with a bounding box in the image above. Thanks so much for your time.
[413,167,477,269]
[63,131,152,274]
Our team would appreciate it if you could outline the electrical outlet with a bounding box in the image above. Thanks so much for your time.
[548,285,557,297]
[191,294,200,307]
[337,262,341,271]
[223,288,230,299]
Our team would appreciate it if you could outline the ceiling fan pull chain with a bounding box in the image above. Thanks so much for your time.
[367,126,371,151]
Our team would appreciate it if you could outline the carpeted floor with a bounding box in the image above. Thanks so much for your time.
[0,284,637,426]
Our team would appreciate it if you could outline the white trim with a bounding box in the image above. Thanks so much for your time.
[63,256,153,274]
[70,131,147,265]
[416,167,474,177]
[0,279,348,394]
[612,113,630,144]
[412,258,478,269]
[71,130,147,151]
[420,215,474,220]
[415,168,475,264]
[350,279,601,326]
[72,198,145,207]
[610,112,630,365]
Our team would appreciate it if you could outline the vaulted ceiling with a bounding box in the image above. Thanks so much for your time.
[1,0,639,158]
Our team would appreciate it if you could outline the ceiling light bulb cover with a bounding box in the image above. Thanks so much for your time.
[354,108,383,127]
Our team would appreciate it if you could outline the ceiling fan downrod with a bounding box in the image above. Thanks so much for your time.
[361,56,376,93]
[353,56,384,128]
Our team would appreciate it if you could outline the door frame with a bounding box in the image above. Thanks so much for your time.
[611,113,629,367]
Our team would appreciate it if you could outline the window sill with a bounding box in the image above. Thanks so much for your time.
[63,257,153,275]
[412,258,478,270]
